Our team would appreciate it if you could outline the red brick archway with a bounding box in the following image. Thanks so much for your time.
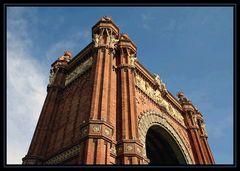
[138,110,194,164]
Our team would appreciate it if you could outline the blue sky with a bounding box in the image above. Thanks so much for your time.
[6,6,233,164]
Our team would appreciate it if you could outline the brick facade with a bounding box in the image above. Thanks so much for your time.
[22,16,215,165]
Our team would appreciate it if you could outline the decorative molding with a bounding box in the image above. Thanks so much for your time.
[92,124,101,133]
[44,145,80,164]
[126,145,133,151]
[136,147,141,154]
[135,73,185,126]
[104,128,111,137]
[110,145,117,155]
[137,110,194,164]
[65,57,93,86]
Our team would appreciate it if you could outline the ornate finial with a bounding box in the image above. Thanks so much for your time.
[58,51,72,62]
[177,92,190,103]
[64,51,72,58]
[177,92,185,98]
[101,16,112,21]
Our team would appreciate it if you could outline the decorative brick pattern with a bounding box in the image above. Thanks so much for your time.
[44,145,80,164]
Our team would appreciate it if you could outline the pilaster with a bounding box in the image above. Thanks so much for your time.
[115,35,143,164]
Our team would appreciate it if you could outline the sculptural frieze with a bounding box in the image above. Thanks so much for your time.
[65,57,93,86]
[153,73,167,92]
[135,73,184,125]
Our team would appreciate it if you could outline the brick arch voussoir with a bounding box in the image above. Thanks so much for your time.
[138,110,194,164]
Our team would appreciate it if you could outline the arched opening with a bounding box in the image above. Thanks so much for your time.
[146,125,187,165]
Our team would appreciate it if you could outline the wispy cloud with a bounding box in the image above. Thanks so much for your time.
[141,13,154,30]
[7,7,47,164]
[46,30,90,60]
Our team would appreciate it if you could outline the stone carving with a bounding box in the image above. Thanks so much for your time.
[44,145,80,164]
[92,125,100,133]
[135,74,145,91]
[49,51,72,86]
[135,74,141,85]
[58,51,72,62]
[129,54,137,66]
[101,16,112,21]
[153,73,167,92]
[106,28,119,49]
[128,53,137,66]
[153,74,161,85]
[177,92,191,103]
[93,34,100,47]
[138,110,194,164]
[200,121,208,136]
[135,74,184,125]
[192,115,198,126]
[65,57,93,86]
[48,67,57,85]
[109,35,119,49]
[104,128,111,136]
[110,146,116,155]
[126,145,133,151]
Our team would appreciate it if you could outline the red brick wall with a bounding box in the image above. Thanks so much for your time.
[46,68,93,157]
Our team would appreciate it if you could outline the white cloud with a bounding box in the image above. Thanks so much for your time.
[7,7,48,164]
[6,7,90,164]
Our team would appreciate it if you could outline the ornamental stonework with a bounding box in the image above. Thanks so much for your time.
[65,57,93,86]
[44,145,80,164]
[137,110,194,164]
[135,73,185,126]
[91,124,101,133]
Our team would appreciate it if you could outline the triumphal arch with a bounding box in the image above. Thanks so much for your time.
[22,16,215,165]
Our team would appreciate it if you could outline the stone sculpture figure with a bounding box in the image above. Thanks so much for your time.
[93,34,100,47]
[49,67,56,85]
[154,74,161,85]
[129,54,137,66]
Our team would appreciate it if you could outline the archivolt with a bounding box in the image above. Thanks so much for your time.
[138,110,194,164]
